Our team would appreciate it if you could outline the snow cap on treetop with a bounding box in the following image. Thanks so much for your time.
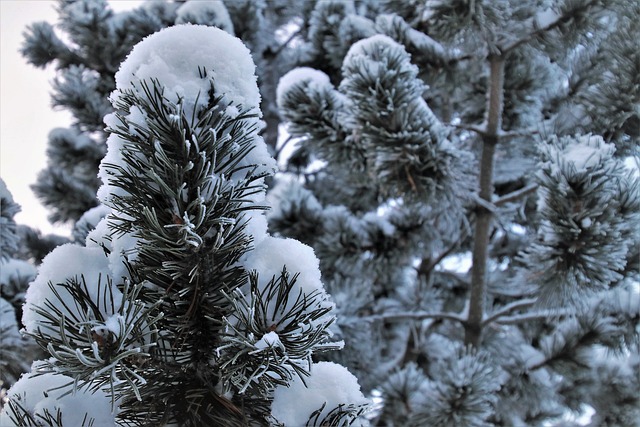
[100,24,276,203]
[276,67,331,108]
[344,33,407,64]
[113,24,260,113]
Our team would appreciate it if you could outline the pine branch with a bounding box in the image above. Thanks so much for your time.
[274,135,295,161]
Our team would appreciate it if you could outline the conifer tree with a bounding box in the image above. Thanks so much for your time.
[270,1,640,426]
[0,25,368,426]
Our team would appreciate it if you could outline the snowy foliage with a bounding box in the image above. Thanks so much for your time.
[526,134,640,305]
[269,1,640,426]
[0,178,21,261]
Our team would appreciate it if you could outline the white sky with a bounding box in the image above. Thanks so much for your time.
[0,0,142,236]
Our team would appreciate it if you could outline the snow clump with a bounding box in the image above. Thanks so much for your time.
[271,361,370,426]
[0,365,116,427]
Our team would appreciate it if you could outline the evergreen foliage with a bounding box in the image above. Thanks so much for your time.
[269,1,640,426]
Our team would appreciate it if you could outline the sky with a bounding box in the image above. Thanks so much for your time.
[0,0,142,236]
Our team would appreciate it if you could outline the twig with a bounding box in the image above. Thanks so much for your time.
[494,183,539,207]
[499,128,541,141]
[496,308,569,326]
[482,298,537,326]
[472,193,498,213]
[274,135,294,161]
[362,311,466,325]
[269,28,303,59]
[417,233,467,277]
[450,122,487,136]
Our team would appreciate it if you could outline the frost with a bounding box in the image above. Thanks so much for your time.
[0,177,14,202]
[266,177,323,225]
[276,67,331,108]
[362,211,396,236]
[48,127,94,150]
[22,243,123,338]
[271,361,369,426]
[0,368,116,426]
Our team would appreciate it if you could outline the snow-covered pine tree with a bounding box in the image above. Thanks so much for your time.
[270,0,640,425]
[0,25,368,426]
[21,0,306,233]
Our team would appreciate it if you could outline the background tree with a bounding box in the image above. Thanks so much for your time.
[270,0,640,426]
[0,25,368,426]
[0,179,39,399]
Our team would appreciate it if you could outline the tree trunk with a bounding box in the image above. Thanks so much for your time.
[465,55,504,347]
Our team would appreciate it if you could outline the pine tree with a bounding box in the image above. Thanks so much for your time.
[270,1,640,426]
[0,25,368,426]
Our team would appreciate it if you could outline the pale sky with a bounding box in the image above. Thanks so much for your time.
[0,0,141,236]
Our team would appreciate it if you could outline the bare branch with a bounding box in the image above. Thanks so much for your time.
[450,122,487,136]
[482,298,537,326]
[499,128,540,141]
[472,193,498,213]
[497,308,569,326]
[362,311,466,325]
[438,270,471,287]
[268,28,303,59]
[274,134,295,161]
[494,183,539,207]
